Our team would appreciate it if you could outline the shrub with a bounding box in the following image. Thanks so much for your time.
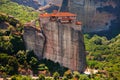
[53,72,60,80]
[38,74,45,80]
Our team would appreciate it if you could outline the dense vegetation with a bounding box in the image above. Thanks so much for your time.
[0,0,39,23]
[84,34,120,80]
[0,13,119,79]
[0,0,120,80]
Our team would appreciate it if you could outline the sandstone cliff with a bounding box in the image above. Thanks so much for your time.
[23,25,45,58]
[42,22,86,72]
[23,21,86,72]
[66,0,117,32]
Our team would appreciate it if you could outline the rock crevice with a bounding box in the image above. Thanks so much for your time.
[23,21,86,72]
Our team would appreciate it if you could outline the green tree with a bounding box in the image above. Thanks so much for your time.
[53,72,60,80]
[11,75,32,80]
[29,57,38,66]
[64,70,73,79]
[62,77,68,80]
[87,61,98,69]
[10,35,25,53]
[7,56,19,75]
[38,64,48,71]
[79,74,89,80]
[29,57,38,73]
[73,71,80,80]
[38,74,45,80]
[16,50,26,64]
[0,53,9,66]
[26,50,37,63]
[45,77,53,80]
[0,36,13,54]
[0,0,9,4]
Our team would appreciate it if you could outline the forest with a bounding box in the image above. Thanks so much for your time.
[0,0,120,80]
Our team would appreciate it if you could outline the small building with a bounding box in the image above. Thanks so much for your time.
[39,10,77,24]
[39,10,82,30]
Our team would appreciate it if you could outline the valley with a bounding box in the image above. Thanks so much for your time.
[0,0,120,80]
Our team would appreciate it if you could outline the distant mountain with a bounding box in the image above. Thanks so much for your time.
[68,0,120,39]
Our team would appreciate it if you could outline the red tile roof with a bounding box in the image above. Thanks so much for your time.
[40,12,76,18]
[76,21,82,25]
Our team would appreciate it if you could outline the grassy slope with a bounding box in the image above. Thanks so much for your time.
[0,0,39,23]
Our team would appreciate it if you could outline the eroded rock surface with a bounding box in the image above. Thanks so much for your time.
[42,22,86,72]
[23,20,86,72]
[68,0,117,32]
[23,25,45,59]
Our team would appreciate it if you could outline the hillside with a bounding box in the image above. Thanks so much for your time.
[0,0,68,77]
[11,0,61,13]
[0,13,69,77]
[0,0,120,80]
[11,0,40,9]
[0,0,39,23]
[84,34,120,79]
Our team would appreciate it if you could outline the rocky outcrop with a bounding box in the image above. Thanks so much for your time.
[68,0,117,32]
[11,0,119,33]
[23,25,45,59]
[23,21,86,72]
[42,22,86,72]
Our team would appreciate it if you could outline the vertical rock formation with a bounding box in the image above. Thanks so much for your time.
[23,12,86,72]
[23,24,45,59]
[65,0,117,32]
[42,22,86,72]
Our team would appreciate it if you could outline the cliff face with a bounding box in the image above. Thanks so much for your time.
[11,0,120,39]
[42,22,86,72]
[68,0,117,32]
[23,21,86,72]
[23,26,45,58]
